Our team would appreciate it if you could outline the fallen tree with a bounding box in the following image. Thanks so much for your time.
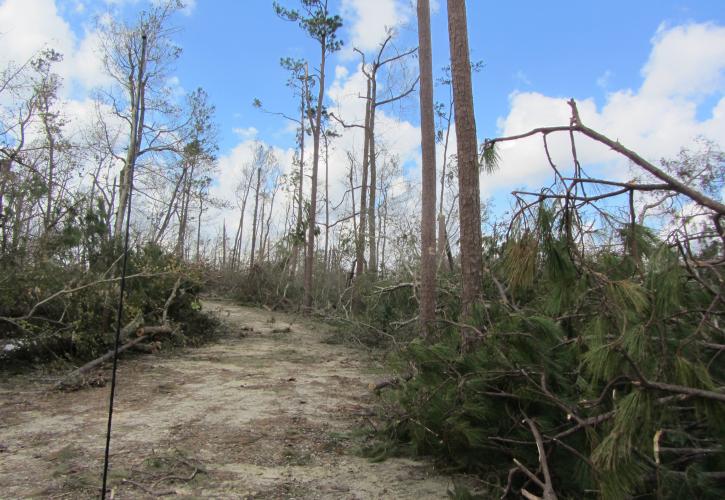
[53,324,173,389]
[53,274,183,389]
[368,102,725,499]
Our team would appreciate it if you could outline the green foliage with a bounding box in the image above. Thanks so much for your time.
[273,0,343,52]
[480,141,500,174]
[367,210,725,499]
[0,242,217,369]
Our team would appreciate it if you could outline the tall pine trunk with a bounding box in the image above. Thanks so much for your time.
[291,63,307,277]
[324,131,330,272]
[438,86,454,271]
[176,161,196,259]
[418,0,437,338]
[303,43,326,309]
[448,0,483,348]
[222,219,227,268]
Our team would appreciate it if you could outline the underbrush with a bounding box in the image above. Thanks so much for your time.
[0,243,219,371]
[363,234,725,499]
[203,262,419,348]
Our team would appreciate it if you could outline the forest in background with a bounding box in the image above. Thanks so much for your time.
[1,0,724,498]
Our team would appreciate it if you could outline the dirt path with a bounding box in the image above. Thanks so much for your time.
[0,300,453,499]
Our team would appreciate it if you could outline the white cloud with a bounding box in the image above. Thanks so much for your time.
[327,62,421,200]
[492,22,725,194]
[208,139,296,241]
[209,58,424,250]
[340,0,411,57]
[0,0,109,95]
[514,70,532,87]
[232,126,259,139]
[0,0,75,73]
[642,23,725,98]
[596,69,612,89]
[103,0,196,16]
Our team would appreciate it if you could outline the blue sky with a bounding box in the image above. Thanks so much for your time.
[41,0,722,150]
[159,1,725,150]
[1,0,724,236]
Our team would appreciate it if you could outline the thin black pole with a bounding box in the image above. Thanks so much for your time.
[100,177,133,499]
[100,32,146,500]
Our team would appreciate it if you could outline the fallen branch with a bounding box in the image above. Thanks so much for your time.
[484,99,725,216]
[0,272,171,326]
[152,467,199,488]
[120,478,175,497]
[369,372,413,392]
[619,348,725,403]
[631,379,725,403]
[54,325,172,389]
[161,277,182,325]
[523,416,558,500]
[137,325,174,337]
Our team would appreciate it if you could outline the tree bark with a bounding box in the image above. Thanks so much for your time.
[348,153,358,277]
[367,76,378,276]
[418,0,437,338]
[195,196,203,262]
[303,40,327,310]
[291,63,308,278]
[114,34,148,241]
[448,0,483,349]
[250,166,261,269]
[356,79,372,279]
[324,131,330,272]
[176,161,196,259]
[222,219,227,268]
[232,171,253,269]
[152,168,185,245]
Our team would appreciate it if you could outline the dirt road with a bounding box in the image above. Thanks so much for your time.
[0,300,453,499]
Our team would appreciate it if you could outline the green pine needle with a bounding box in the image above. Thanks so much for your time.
[481,141,500,174]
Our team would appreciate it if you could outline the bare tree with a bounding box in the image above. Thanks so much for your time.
[359,36,418,276]
[97,1,187,241]
[230,163,255,269]
[245,143,276,269]
[329,38,416,280]
[249,166,262,269]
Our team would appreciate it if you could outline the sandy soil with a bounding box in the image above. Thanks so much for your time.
[0,300,454,499]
